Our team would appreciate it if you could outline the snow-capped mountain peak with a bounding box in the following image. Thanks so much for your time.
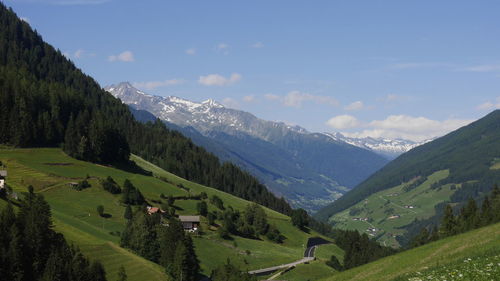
[106,82,425,159]
[324,132,429,159]
[202,99,224,108]
[105,82,308,139]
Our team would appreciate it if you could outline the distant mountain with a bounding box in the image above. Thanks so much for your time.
[325,132,430,159]
[106,82,389,212]
[315,110,500,246]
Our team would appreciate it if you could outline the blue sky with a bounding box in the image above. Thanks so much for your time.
[6,0,500,141]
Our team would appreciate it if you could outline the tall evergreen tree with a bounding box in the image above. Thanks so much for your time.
[439,204,457,237]
[0,189,107,281]
[124,205,132,220]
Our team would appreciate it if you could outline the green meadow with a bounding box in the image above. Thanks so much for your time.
[323,222,500,281]
[329,170,458,247]
[0,148,327,280]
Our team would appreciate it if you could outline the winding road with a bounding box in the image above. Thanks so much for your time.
[248,237,331,276]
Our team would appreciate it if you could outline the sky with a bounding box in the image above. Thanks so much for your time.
[5,0,500,141]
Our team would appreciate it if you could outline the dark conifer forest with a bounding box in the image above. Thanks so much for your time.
[0,3,291,215]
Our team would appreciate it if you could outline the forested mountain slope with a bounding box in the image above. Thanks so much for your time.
[0,3,290,214]
[316,110,500,221]
[315,110,500,247]
[108,82,389,211]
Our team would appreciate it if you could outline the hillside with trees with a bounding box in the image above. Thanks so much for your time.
[0,3,290,215]
[0,188,108,281]
[316,110,500,227]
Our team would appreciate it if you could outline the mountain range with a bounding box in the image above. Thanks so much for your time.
[324,133,430,159]
[106,82,423,211]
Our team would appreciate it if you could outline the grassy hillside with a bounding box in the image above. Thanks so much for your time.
[316,110,500,246]
[321,222,500,281]
[328,170,459,247]
[0,147,323,280]
[316,110,500,223]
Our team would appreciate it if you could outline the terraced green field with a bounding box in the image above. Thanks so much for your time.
[0,148,325,280]
[329,170,457,247]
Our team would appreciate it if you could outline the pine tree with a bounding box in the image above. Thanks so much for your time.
[440,204,457,237]
[459,198,479,231]
[291,208,309,230]
[429,225,440,242]
[97,205,104,217]
[197,201,208,217]
[326,255,343,271]
[88,261,106,281]
[124,205,132,220]
[7,225,24,281]
[182,235,199,281]
[172,242,189,281]
[410,227,430,248]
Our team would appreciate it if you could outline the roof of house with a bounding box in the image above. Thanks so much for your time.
[0,170,7,177]
[147,206,160,214]
[179,215,200,222]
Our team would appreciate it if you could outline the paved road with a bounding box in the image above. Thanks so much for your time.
[248,257,315,275]
[304,245,316,258]
[249,236,331,276]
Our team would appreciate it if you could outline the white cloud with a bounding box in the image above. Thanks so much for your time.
[326,115,361,129]
[338,115,473,142]
[251,42,264,48]
[133,79,185,90]
[265,91,339,108]
[222,98,240,109]
[198,73,242,86]
[108,51,134,62]
[243,95,256,103]
[345,101,364,111]
[185,48,196,55]
[20,17,30,23]
[460,64,500,73]
[215,43,230,54]
[476,97,500,111]
[264,94,280,101]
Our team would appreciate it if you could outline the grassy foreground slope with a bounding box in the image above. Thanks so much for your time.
[322,222,500,281]
[0,148,324,279]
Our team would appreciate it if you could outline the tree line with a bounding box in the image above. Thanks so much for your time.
[0,187,108,281]
[410,184,500,248]
[214,202,284,243]
[307,216,397,271]
[0,2,291,216]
